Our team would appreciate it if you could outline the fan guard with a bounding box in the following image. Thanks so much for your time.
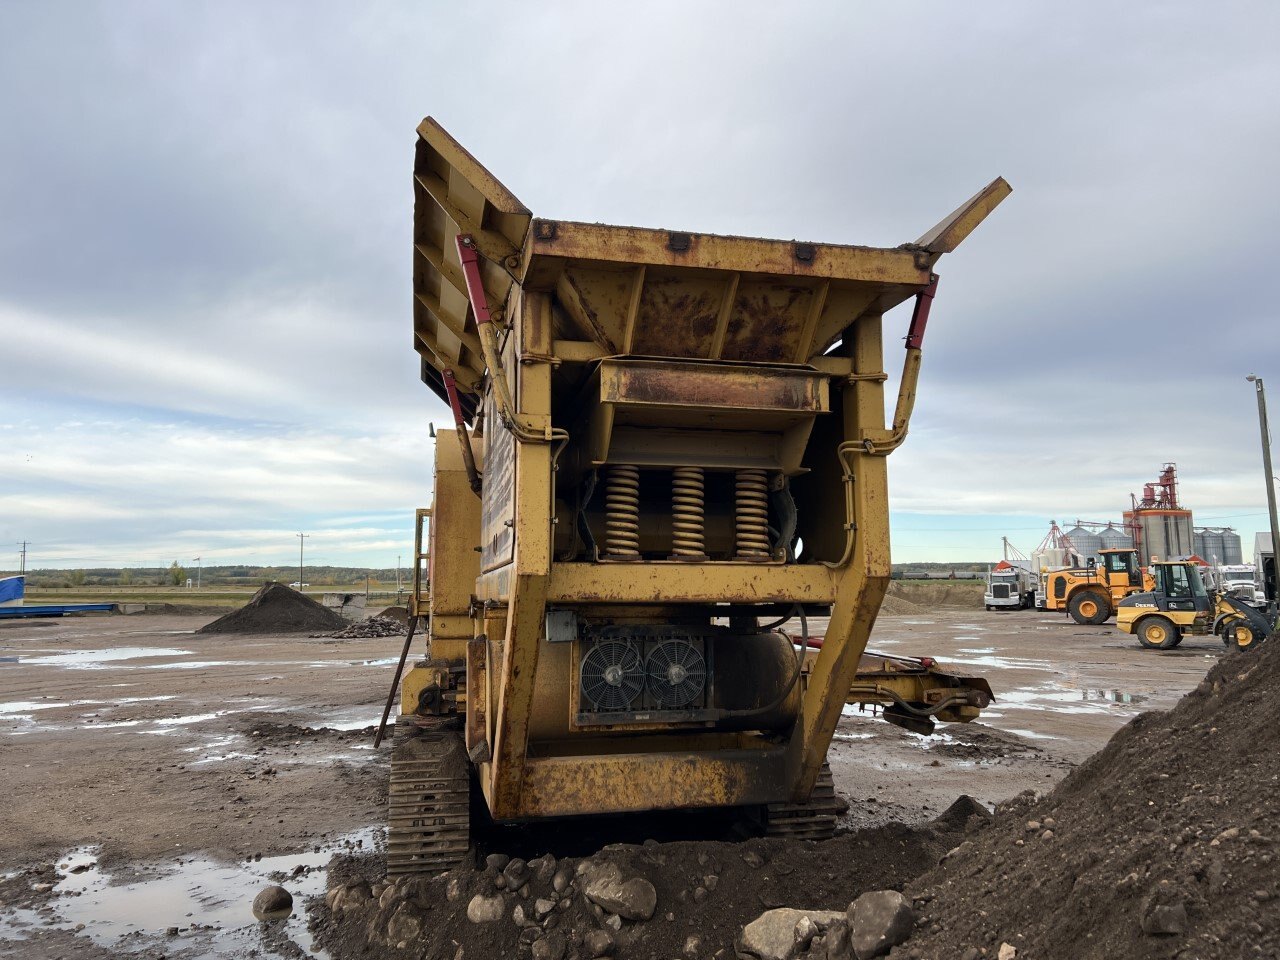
[579,639,644,711]
[645,639,707,709]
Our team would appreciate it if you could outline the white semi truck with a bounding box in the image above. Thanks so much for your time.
[1217,563,1263,606]
[984,561,1037,610]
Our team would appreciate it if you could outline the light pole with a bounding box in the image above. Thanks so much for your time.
[192,556,202,590]
[1247,375,1280,614]
[297,533,309,592]
[17,541,28,576]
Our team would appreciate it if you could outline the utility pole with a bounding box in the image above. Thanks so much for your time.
[193,556,202,590]
[1247,375,1280,615]
[296,533,309,592]
[18,541,28,576]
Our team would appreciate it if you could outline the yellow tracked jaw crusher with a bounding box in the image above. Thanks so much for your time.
[383,117,1008,873]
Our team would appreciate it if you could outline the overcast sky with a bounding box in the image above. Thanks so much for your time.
[2,1,1278,571]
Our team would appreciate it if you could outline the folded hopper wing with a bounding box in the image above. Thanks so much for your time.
[412,118,531,419]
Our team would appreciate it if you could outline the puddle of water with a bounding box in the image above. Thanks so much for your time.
[1002,727,1060,741]
[23,648,193,669]
[154,712,230,727]
[0,829,379,958]
[359,657,398,667]
[993,686,1151,716]
[932,653,1053,671]
[144,660,251,670]
[958,647,996,654]
[900,620,936,626]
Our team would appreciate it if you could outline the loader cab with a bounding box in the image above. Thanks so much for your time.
[1150,561,1209,611]
[1100,548,1142,588]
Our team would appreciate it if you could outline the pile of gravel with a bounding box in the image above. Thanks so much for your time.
[321,616,407,639]
[197,582,347,635]
[310,799,986,960]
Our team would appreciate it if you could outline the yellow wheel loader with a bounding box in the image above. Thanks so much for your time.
[1115,560,1273,651]
[376,118,1009,875]
[1042,548,1152,624]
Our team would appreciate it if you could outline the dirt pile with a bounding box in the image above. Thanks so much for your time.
[886,581,983,610]
[321,616,407,639]
[378,605,411,625]
[903,644,1280,959]
[310,798,990,960]
[197,582,346,635]
[879,594,924,616]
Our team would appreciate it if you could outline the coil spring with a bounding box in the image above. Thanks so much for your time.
[604,464,641,558]
[735,468,771,560]
[670,467,706,559]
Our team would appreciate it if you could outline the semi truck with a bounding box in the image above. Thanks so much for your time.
[984,561,1036,610]
[379,117,1009,874]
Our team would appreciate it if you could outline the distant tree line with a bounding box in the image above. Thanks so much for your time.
[8,565,406,589]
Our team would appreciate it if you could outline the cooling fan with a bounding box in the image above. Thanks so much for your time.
[579,639,644,711]
[645,638,707,709]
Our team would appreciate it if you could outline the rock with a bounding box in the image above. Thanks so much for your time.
[736,908,845,960]
[743,850,766,868]
[1141,901,1188,936]
[534,855,558,883]
[513,904,527,925]
[583,928,616,956]
[552,867,573,894]
[520,926,542,946]
[693,886,708,903]
[1039,829,1054,841]
[387,902,424,942]
[1025,820,1041,832]
[467,893,506,923]
[846,890,914,959]
[794,915,820,949]
[532,932,566,960]
[32,883,52,893]
[535,898,556,919]
[504,858,531,889]
[604,913,622,932]
[1042,816,1057,829]
[251,885,293,920]
[997,944,1017,960]
[583,867,657,921]
[704,874,720,891]
[445,876,463,902]
[486,853,511,872]
[684,933,704,958]
[824,920,850,959]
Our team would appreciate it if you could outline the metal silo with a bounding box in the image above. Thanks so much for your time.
[1125,509,1195,563]
[1065,525,1102,561]
[1196,527,1242,565]
[1098,524,1132,550]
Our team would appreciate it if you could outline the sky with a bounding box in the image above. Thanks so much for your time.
[2,1,1278,571]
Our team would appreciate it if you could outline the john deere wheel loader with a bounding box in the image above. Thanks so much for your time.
[1116,559,1274,651]
[378,117,1009,875]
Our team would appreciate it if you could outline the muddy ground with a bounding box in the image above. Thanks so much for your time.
[0,608,1227,958]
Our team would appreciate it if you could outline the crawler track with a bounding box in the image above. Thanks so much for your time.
[762,762,843,840]
[386,722,470,876]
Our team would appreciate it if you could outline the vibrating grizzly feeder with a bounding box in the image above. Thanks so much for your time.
[382,117,1009,874]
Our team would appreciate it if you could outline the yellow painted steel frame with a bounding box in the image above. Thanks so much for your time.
[406,118,1010,823]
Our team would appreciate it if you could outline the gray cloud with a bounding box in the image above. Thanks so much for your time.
[2,1,1277,566]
